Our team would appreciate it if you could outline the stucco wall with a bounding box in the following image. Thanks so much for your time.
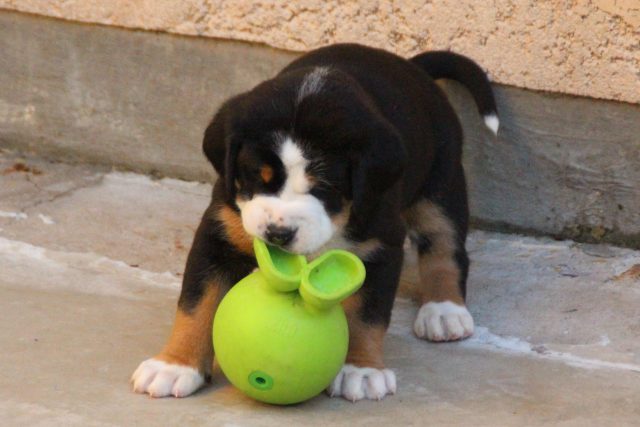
[1,1,638,104]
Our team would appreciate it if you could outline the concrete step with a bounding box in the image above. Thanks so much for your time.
[2,11,639,248]
[1,149,639,426]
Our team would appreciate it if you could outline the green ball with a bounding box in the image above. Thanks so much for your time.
[213,239,365,405]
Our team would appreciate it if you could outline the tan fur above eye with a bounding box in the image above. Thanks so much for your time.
[260,165,274,183]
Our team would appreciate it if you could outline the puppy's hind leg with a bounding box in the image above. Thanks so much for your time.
[405,200,474,342]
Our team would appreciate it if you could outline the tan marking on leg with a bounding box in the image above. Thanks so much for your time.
[156,284,225,376]
[418,256,463,305]
[217,205,253,256]
[342,294,386,369]
[404,200,464,305]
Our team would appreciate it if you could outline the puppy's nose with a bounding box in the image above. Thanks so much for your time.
[265,225,296,247]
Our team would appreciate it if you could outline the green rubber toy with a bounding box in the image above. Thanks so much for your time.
[213,238,366,405]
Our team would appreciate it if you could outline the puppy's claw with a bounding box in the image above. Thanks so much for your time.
[327,364,396,402]
[414,301,474,342]
[131,358,204,398]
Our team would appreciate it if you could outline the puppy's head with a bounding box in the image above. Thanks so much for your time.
[204,67,406,254]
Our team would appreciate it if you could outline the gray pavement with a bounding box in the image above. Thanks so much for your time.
[1,148,639,426]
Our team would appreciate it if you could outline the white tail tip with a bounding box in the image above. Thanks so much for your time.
[483,113,499,136]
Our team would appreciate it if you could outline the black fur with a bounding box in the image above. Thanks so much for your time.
[411,51,497,117]
[182,43,496,352]
[178,182,256,312]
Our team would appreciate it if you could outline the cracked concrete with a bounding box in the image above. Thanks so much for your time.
[2,149,640,426]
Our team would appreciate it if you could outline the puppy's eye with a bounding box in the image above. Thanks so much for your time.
[260,165,274,184]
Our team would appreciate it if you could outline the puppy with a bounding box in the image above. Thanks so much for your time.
[132,43,498,401]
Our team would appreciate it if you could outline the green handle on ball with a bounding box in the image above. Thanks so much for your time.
[253,238,307,292]
[300,250,366,310]
[253,238,366,309]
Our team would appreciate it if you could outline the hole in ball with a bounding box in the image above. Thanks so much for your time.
[256,377,266,385]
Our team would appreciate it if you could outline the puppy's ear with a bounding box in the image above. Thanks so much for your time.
[202,107,241,202]
[202,110,226,174]
[349,116,407,233]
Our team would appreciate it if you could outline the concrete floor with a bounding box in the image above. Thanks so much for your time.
[1,149,640,426]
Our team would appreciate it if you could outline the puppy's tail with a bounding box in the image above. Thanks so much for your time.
[411,51,499,136]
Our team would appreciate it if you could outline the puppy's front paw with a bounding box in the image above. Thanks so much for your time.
[327,364,396,402]
[413,301,474,342]
[131,358,204,398]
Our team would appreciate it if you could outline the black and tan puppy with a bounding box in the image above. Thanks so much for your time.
[132,43,498,401]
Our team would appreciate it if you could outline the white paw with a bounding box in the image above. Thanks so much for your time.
[327,364,396,402]
[131,358,204,398]
[414,301,474,342]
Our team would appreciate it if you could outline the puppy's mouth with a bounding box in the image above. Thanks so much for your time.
[265,241,298,255]
[253,227,327,256]
[262,239,298,254]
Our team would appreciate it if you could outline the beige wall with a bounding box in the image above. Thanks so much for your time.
[2,0,639,104]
